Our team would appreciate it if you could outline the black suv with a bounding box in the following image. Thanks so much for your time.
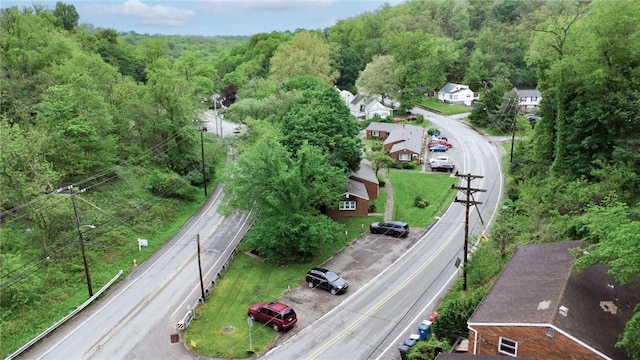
[306,267,349,295]
[369,221,410,238]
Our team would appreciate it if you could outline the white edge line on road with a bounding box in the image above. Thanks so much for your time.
[36,190,223,360]
[170,212,250,319]
[374,269,459,360]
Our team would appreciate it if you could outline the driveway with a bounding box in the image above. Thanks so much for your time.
[262,227,427,350]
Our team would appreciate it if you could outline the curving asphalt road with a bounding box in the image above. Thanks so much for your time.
[18,109,504,360]
[259,109,505,360]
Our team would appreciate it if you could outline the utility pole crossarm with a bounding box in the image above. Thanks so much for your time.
[451,173,487,291]
[453,198,484,205]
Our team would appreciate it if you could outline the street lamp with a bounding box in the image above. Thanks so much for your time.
[77,224,95,298]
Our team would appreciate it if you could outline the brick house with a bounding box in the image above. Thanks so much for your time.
[365,122,399,140]
[365,122,426,165]
[326,159,379,218]
[467,241,640,359]
[384,124,425,165]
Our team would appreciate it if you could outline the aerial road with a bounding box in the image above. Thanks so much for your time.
[19,111,249,360]
[19,110,503,360]
[261,109,505,360]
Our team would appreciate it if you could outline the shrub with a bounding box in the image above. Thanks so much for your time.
[414,195,429,208]
[146,169,197,200]
[401,162,416,170]
[427,127,441,137]
[368,203,377,212]
[371,144,383,152]
[431,289,486,345]
[407,335,449,360]
[377,177,386,187]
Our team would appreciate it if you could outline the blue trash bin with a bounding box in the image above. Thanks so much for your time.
[418,320,432,340]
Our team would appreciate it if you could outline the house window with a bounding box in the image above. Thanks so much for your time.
[339,201,356,210]
[360,104,365,112]
[452,95,458,100]
[398,153,411,161]
[498,337,518,357]
[532,96,538,101]
[371,130,380,137]
[520,97,526,102]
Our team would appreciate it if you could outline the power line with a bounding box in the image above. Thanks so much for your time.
[452,173,486,291]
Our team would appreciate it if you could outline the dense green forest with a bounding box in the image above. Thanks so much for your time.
[1,0,639,358]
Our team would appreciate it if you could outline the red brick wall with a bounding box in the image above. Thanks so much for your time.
[390,149,420,164]
[469,326,602,359]
[366,130,389,140]
[350,177,379,200]
[326,196,368,218]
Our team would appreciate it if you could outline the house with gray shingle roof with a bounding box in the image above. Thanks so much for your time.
[516,88,541,113]
[383,124,425,165]
[326,158,379,218]
[438,83,477,106]
[338,88,393,120]
[365,122,426,165]
[365,122,401,140]
[467,241,640,360]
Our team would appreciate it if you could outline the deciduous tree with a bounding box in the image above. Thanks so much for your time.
[269,31,338,85]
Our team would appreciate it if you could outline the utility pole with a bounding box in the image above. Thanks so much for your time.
[199,128,208,196]
[452,173,486,291]
[70,188,93,298]
[510,106,519,163]
[197,234,205,301]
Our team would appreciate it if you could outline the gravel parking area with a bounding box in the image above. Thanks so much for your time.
[268,227,426,347]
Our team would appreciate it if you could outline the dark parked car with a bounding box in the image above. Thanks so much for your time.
[430,160,455,172]
[306,267,349,295]
[369,221,410,238]
[247,301,297,331]
[429,144,448,152]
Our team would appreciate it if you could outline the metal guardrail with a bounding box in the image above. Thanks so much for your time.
[176,248,240,331]
[5,270,124,360]
[175,214,255,331]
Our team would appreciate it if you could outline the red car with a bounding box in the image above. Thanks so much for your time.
[428,139,453,148]
[248,301,297,331]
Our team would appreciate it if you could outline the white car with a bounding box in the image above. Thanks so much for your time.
[429,155,449,164]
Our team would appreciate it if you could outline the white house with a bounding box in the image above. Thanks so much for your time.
[338,89,392,120]
[364,99,392,119]
[516,89,541,113]
[437,83,477,106]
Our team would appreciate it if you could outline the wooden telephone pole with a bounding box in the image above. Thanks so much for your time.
[452,173,486,291]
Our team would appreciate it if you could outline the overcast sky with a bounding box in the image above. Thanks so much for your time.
[2,0,402,36]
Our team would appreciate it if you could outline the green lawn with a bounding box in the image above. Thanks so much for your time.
[418,97,472,116]
[185,169,457,358]
[385,170,457,226]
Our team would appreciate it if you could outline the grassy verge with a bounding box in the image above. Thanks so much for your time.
[386,170,457,226]
[418,97,471,116]
[1,133,227,358]
[186,170,457,358]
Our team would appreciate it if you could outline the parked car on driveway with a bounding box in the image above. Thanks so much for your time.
[430,160,455,172]
[428,138,453,148]
[306,267,349,295]
[369,221,410,238]
[429,144,448,152]
[248,301,297,332]
[429,155,450,164]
